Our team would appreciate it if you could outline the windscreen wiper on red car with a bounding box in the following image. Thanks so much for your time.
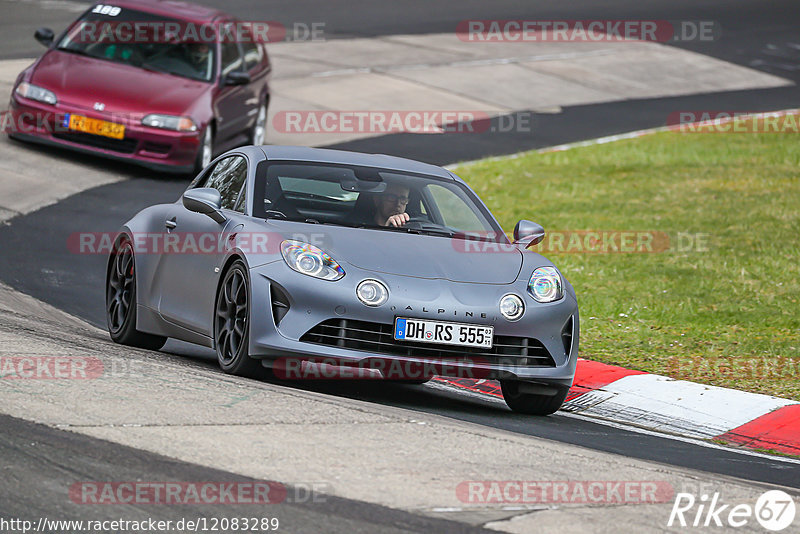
[56,46,96,59]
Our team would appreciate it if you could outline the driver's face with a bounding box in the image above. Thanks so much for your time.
[375,184,410,219]
[188,43,209,64]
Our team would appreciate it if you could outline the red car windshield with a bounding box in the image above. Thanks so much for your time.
[56,7,216,82]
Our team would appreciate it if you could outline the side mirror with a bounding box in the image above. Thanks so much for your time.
[35,27,55,47]
[182,188,227,223]
[513,220,545,248]
[224,71,251,86]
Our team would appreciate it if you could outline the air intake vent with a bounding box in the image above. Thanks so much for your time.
[561,316,574,357]
[300,319,555,367]
[271,284,290,326]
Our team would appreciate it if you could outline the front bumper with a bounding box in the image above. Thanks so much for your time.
[247,260,579,386]
[7,95,200,173]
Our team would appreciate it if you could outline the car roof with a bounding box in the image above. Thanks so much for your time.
[257,146,456,182]
[109,0,229,24]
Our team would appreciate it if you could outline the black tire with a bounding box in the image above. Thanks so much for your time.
[500,380,569,415]
[192,125,214,176]
[249,101,267,146]
[106,238,167,351]
[214,260,262,377]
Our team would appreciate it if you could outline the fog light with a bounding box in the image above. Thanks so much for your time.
[500,294,524,321]
[357,279,388,307]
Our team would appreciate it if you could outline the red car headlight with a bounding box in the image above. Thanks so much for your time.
[15,82,57,105]
[142,114,197,132]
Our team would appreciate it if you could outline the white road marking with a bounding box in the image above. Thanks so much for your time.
[428,379,800,465]
[571,373,798,439]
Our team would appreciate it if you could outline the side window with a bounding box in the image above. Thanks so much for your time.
[196,156,248,211]
[221,40,243,76]
[241,40,263,71]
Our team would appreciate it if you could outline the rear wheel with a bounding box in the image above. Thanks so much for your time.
[500,380,568,415]
[106,238,167,351]
[214,261,262,377]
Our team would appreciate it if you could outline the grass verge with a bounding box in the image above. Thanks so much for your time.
[454,125,800,400]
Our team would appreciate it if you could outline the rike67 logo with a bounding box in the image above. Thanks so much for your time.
[668,490,796,531]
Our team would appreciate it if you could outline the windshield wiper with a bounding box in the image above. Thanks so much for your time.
[264,210,287,219]
[139,63,197,80]
[56,46,96,58]
[364,225,422,235]
[416,228,456,237]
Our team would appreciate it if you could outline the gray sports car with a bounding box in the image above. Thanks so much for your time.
[106,146,579,414]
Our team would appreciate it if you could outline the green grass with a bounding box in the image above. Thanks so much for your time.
[452,128,800,400]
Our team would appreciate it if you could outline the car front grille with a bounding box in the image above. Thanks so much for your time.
[141,141,171,154]
[300,318,555,367]
[54,132,138,154]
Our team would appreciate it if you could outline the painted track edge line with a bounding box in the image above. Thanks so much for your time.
[431,356,800,458]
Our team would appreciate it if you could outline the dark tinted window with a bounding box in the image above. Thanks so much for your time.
[55,8,217,82]
[252,162,503,239]
[198,156,247,211]
[221,39,242,76]
[242,41,262,71]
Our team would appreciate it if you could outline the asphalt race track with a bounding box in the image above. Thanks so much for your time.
[1,0,799,531]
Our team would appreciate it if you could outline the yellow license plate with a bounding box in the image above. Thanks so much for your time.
[67,114,125,140]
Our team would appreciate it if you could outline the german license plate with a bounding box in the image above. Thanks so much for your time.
[65,113,125,140]
[394,317,493,349]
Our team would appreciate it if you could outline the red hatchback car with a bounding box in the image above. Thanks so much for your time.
[7,0,271,175]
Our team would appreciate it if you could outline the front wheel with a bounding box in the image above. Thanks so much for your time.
[214,261,262,377]
[193,125,214,175]
[106,238,167,351]
[249,102,267,146]
[500,380,568,415]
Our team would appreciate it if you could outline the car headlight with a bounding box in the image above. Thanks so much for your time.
[142,114,197,132]
[499,294,524,320]
[280,240,345,281]
[356,279,389,307]
[528,266,563,303]
[15,82,57,105]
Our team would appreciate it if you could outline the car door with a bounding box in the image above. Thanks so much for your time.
[214,25,255,145]
[156,155,249,336]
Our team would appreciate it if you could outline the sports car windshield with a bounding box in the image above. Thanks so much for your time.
[254,162,506,242]
[55,8,216,82]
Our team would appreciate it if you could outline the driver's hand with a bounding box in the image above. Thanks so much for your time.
[386,213,410,227]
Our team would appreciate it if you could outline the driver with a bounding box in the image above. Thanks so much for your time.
[184,42,210,73]
[373,183,410,227]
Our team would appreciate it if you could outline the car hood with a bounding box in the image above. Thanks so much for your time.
[264,221,523,284]
[30,50,211,116]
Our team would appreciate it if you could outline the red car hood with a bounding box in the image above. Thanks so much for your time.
[30,50,212,117]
